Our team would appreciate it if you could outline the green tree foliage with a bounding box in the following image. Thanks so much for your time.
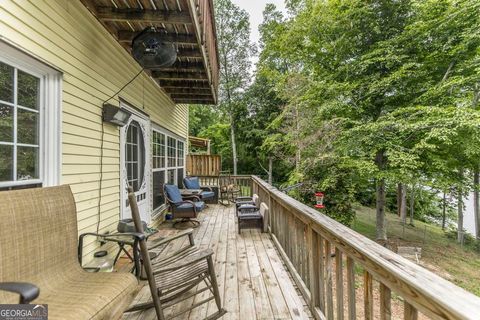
[214,0,255,175]
[191,0,480,239]
[256,0,480,236]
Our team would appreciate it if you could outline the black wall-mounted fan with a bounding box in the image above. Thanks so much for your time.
[132,27,177,68]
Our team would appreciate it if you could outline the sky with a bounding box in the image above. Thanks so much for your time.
[230,0,287,66]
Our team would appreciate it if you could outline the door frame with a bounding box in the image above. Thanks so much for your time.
[119,101,151,223]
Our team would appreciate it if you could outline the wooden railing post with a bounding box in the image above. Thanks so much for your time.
[325,241,334,319]
[404,302,418,320]
[346,257,356,320]
[380,284,391,320]
[308,227,320,310]
[364,271,373,320]
[335,248,344,320]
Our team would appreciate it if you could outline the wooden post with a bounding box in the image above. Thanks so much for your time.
[380,283,391,320]
[308,228,320,310]
[325,241,334,319]
[404,301,418,320]
[318,234,326,313]
[346,257,356,320]
[364,271,373,320]
[335,248,344,320]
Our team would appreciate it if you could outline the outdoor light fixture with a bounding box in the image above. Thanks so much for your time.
[314,192,325,209]
[102,103,131,126]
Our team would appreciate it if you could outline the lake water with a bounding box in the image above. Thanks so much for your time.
[465,193,476,235]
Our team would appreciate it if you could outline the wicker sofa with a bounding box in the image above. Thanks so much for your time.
[0,185,139,319]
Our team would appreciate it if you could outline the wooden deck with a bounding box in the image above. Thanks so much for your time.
[122,204,313,320]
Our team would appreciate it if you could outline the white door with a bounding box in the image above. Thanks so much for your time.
[120,108,151,224]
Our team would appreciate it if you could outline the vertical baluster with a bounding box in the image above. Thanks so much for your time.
[380,283,391,320]
[305,224,310,285]
[404,301,418,320]
[318,234,326,313]
[336,248,344,320]
[325,241,334,319]
[364,271,373,320]
[346,257,356,320]
[308,228,320,310]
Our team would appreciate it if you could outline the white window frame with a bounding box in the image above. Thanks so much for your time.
[151,124,186,216]
[0,41,61,188]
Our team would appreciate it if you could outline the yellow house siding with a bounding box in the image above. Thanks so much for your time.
[0,0,189,259]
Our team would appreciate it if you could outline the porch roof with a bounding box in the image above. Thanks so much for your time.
[80,0,219,105]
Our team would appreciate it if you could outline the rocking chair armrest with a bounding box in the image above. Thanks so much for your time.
[148,228,194,250]
[153,248,214,273]
[78,232,145,264]
[181,195,201,202]
[0,282,39,304]
[201,186,213,192]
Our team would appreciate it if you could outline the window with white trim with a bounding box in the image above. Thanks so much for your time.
[152,128,186,212]
[0,43,61,190]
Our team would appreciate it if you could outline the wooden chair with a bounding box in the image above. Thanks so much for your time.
[218,173,241,205]
[124,187,226,320]
[164,184,204,229]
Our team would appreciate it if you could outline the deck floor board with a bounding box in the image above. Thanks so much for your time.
[122,204,313,320]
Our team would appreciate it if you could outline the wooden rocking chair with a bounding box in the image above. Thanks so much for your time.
[124,187,226,320]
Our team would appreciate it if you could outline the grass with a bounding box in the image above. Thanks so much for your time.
[351,204,480,296]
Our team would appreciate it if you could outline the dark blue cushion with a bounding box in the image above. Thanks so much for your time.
[184,177,201,189]
[201,191,215,199]
[165,184,183,203]
[177,201,205,211]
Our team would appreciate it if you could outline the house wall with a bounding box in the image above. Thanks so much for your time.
[0,0,188,258]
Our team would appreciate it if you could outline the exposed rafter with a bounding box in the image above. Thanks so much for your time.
[79,0,219,105]
[165,88,212,95]
[158,80,211,89]
[96,7,192,24]
[117,31,197,45]
[170,94,215,99]
[152,71,208,81]
[175,99,215,105]
[176,49,203,59]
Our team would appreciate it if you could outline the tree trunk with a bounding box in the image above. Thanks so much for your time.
[442,191,447,230]
[294,104,301,171]
[458,169,464,244]
[230,115,238,175]
[409,184,415,226]
[474,168,480,239]
[268,157,273,185]
[458,192,464,244]
[396,184,402,217]
[375,151,387,241]
[401,184,407,224]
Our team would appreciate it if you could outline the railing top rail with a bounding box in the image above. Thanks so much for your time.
[251,175,480,320]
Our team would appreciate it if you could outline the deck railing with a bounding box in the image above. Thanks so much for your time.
[196,174,252,197]
[246,175,480,320]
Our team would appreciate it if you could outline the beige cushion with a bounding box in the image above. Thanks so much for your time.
[0,186,138,320]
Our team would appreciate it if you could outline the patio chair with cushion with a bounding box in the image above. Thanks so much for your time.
[237,202,269,234]
[0,185,139,320]
[235,193,259,216]
[183,176,216,203]
[164,184,205,229]
[124,187,226,320]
